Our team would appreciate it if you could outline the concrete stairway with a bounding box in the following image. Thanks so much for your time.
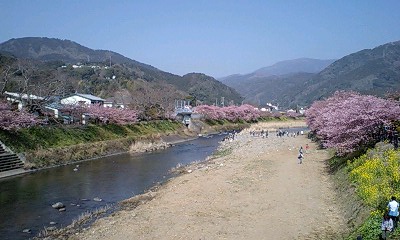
[0,144,24,172]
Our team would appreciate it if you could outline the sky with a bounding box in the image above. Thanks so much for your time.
[1,0,400,78]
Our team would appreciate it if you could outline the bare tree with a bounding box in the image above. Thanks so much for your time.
[0,65,11,95]
[16,59,36,96]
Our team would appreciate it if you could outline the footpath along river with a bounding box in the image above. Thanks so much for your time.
[0,134,227,240]
[72,121,348,240]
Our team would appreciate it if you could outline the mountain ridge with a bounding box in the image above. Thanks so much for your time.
[0,37,159,72]
[252,58,336,77]
[219,58,335,107]
[219,41,400,108]
[219,58,335,82]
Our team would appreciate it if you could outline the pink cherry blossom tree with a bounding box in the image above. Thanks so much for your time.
[85,104,138,125]
[306,91,400,155]
[0,101,42,130]
[194,104,260,122]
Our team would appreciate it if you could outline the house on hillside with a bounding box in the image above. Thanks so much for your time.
[60,93,105,106]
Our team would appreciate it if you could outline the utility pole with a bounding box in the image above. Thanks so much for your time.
[109,56,112,68]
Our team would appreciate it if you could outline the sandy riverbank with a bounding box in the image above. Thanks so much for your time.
[65,120,348,239]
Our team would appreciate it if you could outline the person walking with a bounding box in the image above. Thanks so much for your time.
[298,152,304,164]
[388,196,399,229]
[297,146,304,164]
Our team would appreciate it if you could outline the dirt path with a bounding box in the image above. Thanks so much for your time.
[71,121,347,240]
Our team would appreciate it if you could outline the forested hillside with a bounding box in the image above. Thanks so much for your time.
[0,37,243,113]
[296,40,400,105]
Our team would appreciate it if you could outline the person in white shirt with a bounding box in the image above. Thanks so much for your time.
[381,213,394,239]
[388,196,399,229]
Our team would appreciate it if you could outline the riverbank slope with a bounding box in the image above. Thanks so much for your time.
[65,121,349,239]
[0,119,254,174]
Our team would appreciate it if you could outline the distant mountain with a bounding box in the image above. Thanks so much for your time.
[220,58,334,84]
[229,72,316,106]
[252,58,335,77]
[0,37,242,107]
[219,58,335,107]
[221,41,400,108]
[293,41,400,106]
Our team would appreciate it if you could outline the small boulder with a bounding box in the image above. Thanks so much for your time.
[49,221,57,225]
[46,226,57,231]
[93,197,103,202]
[58,207,66,212]
[22,229,31,233]
[52,202,64,209]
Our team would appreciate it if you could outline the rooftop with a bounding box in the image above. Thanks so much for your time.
[72,93,105,101]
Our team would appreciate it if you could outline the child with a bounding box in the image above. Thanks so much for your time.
[381,213,394,239]
[298,152,304,164]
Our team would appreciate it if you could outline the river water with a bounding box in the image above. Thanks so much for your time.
[0,134,226,239]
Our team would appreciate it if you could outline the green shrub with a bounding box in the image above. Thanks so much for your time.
[347,211,382,240]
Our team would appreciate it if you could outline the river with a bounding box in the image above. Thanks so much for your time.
[0,134,226,239]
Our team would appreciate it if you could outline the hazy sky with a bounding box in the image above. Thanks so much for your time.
[1,0,400,77]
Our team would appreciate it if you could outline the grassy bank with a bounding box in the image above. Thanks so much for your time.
[0,120,182,152]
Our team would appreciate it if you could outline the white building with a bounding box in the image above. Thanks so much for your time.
[4,91,44,110]
[60,93,105,106]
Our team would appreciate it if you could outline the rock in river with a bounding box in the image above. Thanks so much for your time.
[52,202,65,209]
[93,197,103,202]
